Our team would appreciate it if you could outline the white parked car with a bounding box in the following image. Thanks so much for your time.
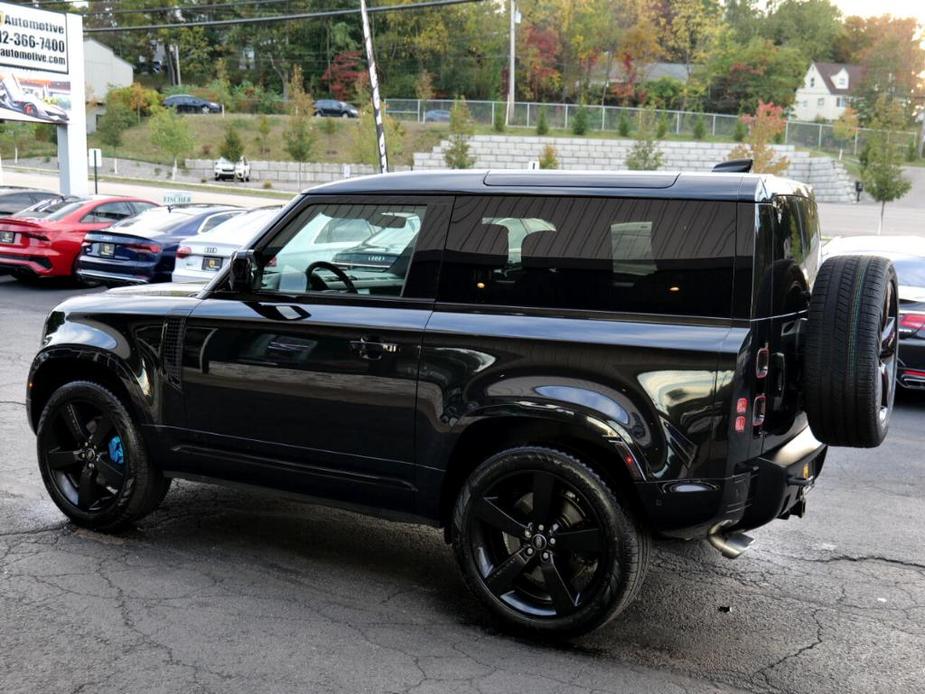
[213,156,251,182]
[172,205,283,283]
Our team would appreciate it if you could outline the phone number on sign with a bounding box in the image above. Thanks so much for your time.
[0,31,65,53]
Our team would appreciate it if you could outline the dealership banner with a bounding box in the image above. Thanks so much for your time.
[0,1,71,125]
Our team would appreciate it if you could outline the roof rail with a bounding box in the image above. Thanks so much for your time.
[712,159,753,173]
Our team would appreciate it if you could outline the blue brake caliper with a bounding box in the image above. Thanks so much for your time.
[108,436,124,465]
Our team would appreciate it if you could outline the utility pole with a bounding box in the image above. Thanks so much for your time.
[359,0,388,173]
[505,0,516,126]
[172,44,182,86]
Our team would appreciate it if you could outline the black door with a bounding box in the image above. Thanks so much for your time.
[175,195,451,513]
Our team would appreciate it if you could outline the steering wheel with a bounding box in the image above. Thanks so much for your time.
[305,261,358,294]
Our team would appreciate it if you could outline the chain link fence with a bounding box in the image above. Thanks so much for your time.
[384,98,918,158]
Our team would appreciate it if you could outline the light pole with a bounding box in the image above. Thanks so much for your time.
[359,0,389,173]
[505,0,517,126]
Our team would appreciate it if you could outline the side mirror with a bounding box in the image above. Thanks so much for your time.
[228,249,257,292]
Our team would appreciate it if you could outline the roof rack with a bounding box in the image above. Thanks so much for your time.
[712,159,753,173]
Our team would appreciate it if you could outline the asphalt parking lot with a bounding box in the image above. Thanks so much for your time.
[2,274,924,694]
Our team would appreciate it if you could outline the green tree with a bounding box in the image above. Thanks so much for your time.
[96,101,135,173]
[625,108,663,170]
[255,114,272,158]
[149,107,194,179]
[0,122,37,162]
[832,107,859,159]
[861,97,912,234]
[284,68,316,187]
[444,98,475,169]
[536,106,549,136]
[704,37,806,114]
[220,125,244,162]
[352,107,404,168]
[763,0,842,61]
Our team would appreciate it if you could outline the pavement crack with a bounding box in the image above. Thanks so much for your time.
[750,607,825,692]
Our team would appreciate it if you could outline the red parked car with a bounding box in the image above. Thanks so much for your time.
[0,195,158,281]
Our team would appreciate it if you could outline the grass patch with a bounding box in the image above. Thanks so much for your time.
[88,113,446,167]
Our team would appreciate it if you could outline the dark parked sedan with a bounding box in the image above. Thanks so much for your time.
[0,187,59,216]
[824,235,925,390]
[314,99,358,118]
[164,94,222,114]
[423,109,451,123]
[76,204,242,285]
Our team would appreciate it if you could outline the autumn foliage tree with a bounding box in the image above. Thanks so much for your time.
[322,51,363,101]
[728,101,789,175]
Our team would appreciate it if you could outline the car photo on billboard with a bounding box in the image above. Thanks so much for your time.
[0,71,69,124]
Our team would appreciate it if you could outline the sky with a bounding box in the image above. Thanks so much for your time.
[832,0,925,25]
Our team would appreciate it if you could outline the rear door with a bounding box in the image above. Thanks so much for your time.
[172,195,451,512]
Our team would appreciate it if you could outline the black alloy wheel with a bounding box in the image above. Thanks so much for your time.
[43,399,125,512]
[453,447,650,637]
[878,279,899,424]
[37,381,170,531]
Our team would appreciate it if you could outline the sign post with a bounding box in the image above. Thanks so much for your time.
[88,148,102,194]
[0,2,87,194]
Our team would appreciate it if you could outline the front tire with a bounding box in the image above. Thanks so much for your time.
[452,446,650,638]
[36,381,170,532]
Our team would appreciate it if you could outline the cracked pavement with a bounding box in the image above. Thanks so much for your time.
[2,274,925,694]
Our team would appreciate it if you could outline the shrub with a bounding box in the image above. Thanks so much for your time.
[618,111,632,137]
[536,106,549,136]
[200,143,212,157]
[219,125,244,162]
[728,101,789,175]
[656,113,669,139]
[692,114,706,140]
[572,102,589,136]
[444,98,475,168]
[733,117,748,142]
[263,180,273,189]
[538,144,558,169]
[625,108,663,171]
[493,104,506,133]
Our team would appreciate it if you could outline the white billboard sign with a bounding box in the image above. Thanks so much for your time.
[0,2,71,125]
[0,3,69,75]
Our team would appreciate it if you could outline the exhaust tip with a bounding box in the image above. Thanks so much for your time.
[708,523,755,559]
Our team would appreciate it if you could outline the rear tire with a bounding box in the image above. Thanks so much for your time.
[452,446,650,638]
[36,381,169,532]
[805,255,898,447]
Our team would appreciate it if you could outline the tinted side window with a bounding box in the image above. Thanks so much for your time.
[763,196,812,315]
[438,195,736,317]
[81,201,135,223]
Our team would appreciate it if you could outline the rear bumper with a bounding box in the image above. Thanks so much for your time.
[172,268,221,283]
[76,256,169,285]
[638,426,827,539]
[0,248,64,276]
[898,337,925,389]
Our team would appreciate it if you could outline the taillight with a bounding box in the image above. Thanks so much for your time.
[176,246,192,259]
[125,242,161,255]
[899,312,925,336]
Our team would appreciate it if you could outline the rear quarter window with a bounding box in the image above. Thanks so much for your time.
[438,195,736,317]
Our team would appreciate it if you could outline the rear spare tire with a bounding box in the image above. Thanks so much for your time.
[805,255,898,447]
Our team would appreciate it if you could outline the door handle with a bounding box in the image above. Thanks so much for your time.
[349,337,399,361]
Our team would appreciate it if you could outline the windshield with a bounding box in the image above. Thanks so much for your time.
[13,196,77,219]
[893,258,925,288]
[111,207,194,231]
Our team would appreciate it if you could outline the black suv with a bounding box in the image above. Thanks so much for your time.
[27,169,898,637]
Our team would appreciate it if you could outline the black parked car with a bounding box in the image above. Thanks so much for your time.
[0,187,58,216]
[163,94,222,114]
[27,168,898,637]
[76,204,242,286]
[313,99,358,118]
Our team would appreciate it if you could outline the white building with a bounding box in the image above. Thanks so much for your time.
[792,62,863,122]
[83,39,134,133]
